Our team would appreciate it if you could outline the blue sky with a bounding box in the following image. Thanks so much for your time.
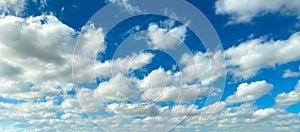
[1,0,300,131]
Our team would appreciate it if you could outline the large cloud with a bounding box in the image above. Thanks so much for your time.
[0,15,74,83]
[226,32,300,80]
[0,15,77,101]
[215,0,300,23]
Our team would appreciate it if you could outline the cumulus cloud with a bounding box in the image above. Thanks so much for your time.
[73,52,154,83]
[0,15,74,83]
[226,81,273,104]
[106,103,168,117]
[135,67,180,90]
[0,15,77,101]
[0,100,98,131]
[180,50,226,85]
[182,103,299,131]
[95,73,137,101]
[250,108,278,122]
[0,79,60,101]
[283,66,300,78]
[215,0,300,23]
[226,32,300,80]
[275,80,300,107]
[75,23,105,58]
[135,67,222,102]
[147,23,187,50]
[76,88,104,113]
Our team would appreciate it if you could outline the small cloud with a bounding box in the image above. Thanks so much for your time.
[283,66,300,78]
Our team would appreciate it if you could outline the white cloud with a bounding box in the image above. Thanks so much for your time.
[0,15,80,101]
[136,67,221,102]
[76,88,104,112]
[147,23,187,50]
[251,108,278,121]
[171,104,200,116]
[180,50,226,85]
[0,79,60,101]
[75,23,105,59]
[60,96,84,114]
[0,14,103,131]
[0,98,99,131]
[141,84,220,103]
[275,80,300,107]
[215,0,300,23]
[108,0,141,14]
[106,103,168,117]
[72,23,107,83]
[0,15,74,83]
[283,66,300,78]
[0,0,26,16]
[200,102,227,115]
[73,52,154,83]
[226,32,300,80]
[226,81,273,104]
[135,67,180,90]
[95,73,137,101]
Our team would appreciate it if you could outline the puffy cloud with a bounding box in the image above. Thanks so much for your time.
[147,23,187,50]
[106,103,168,117]
[200,102,226,115]
[76,73,139,112]
[0,15,75,83]
[0,14,81,101]
[180,50,226,85]
[215,0,300,23]
[136,68,221,102]
[0,101,58,120]
[283,66,300,78]
[71,23,108,83]
[226,81,273,104]
[141,84,220,103]
[73,52,154,83]
[275,80,300,107]
[0,14,103,131]
[0,96,97,131]
[75,23,105,59]
[226,32,300,80]
[251,108,278,120]
[76,88,104,113]
[135,67,180,90]
[60,96,85,114]
[171,104,200,116]
[0,79,60,101]
[95,73,138,101]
